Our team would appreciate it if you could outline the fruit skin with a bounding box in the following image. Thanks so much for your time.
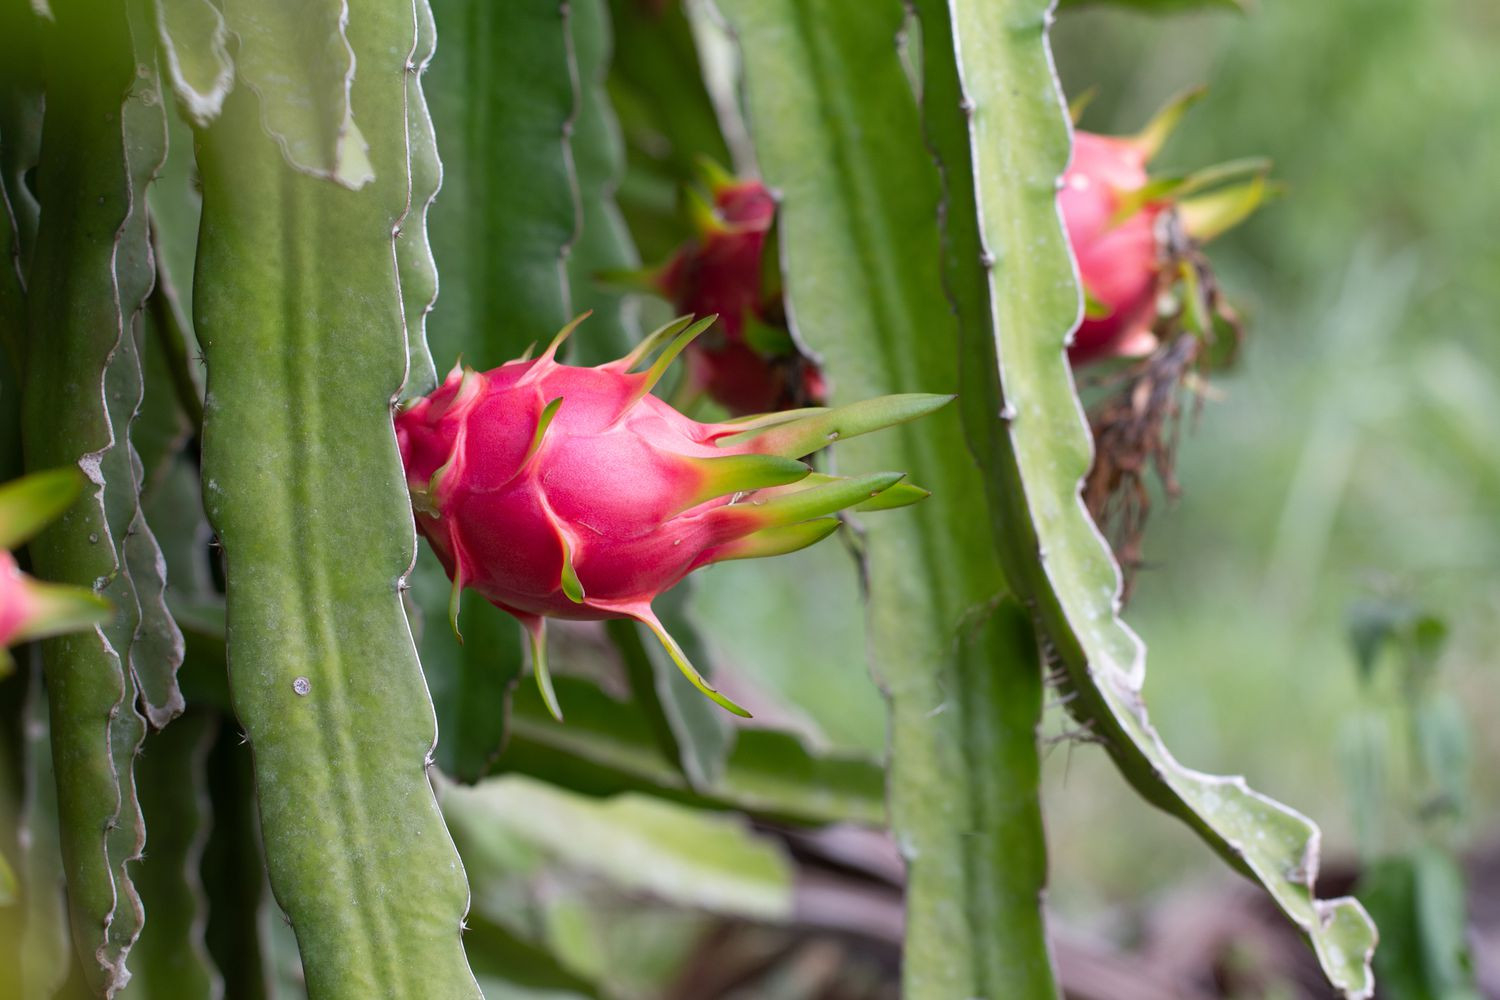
[1060,131,1164,366]
[401,355,752,624]
[655,176,825,415]
[0,551,38,647]
[397,315,947,718]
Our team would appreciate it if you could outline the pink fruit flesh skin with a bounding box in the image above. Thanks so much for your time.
[1061,131,1166,365]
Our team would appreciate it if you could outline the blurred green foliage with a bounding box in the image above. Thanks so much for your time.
[697,0,1500,924]
[1048,0,1500,913]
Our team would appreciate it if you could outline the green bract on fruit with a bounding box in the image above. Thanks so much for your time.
[396,314,949,719]
[620,161,825,416]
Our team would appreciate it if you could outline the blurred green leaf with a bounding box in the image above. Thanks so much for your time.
[0,468,85,550]
[443,773,793,922]
[503,675,886,827]
[465,914,602,1000]
[1358,848,1481,1000]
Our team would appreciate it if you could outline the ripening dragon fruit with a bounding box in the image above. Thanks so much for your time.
[397,313,946,719]
[1060,131,1163,365]
[1062,91,1270,366]
[650,165,825,416]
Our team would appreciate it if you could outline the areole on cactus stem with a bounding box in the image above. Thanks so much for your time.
[397,312,949,720]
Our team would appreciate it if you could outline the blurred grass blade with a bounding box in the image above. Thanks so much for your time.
[192,0,479,993]
[464,914,604,1000]
[118,711,221,1000]
[714,2,1057,995]
[914,1,1378,995]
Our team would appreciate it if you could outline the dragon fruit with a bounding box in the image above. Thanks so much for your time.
[0,469,113,670]
[1062,92,1270,366]
[647,164,825,416]
[1061,131,1163,365]
[397,314,946,719]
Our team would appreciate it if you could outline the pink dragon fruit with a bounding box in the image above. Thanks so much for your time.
[648,165,825,416]
[0,469,113,671]
[397,314,945,719]
[1062,92,1270,366]
[1061,131,1164,365]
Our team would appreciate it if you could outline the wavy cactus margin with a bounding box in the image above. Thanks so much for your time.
[912,0,1378,995]
[180,0,480,994]
[18,1,181,990]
